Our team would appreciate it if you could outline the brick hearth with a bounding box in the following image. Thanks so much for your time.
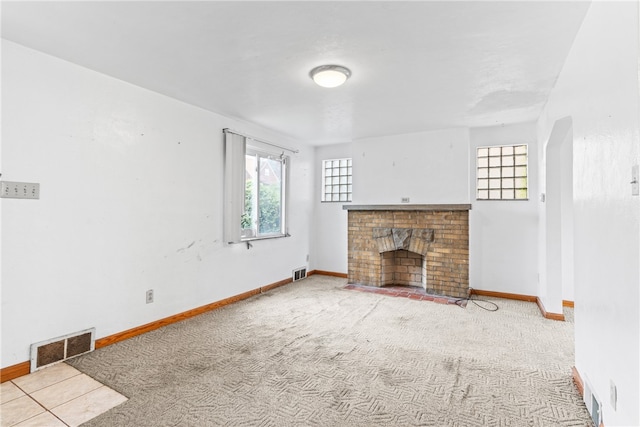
[343,205,471,299]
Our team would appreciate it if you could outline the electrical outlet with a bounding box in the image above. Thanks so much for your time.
[401,197,410,203]
[0,181,40,199]
[146,289,154,304]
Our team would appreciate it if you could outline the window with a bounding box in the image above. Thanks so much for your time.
[322,158,352,202]
[224,130,288,244]
[476,144,528,200]
[242,148,287,239]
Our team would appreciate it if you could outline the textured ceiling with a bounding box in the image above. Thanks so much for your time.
[1,1,591,145]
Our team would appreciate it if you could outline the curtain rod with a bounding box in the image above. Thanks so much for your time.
[223,128,299,154]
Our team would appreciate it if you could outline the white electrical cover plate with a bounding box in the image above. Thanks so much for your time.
[0,181,40,199]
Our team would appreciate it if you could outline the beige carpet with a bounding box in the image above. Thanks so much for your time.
[68,275,592,426]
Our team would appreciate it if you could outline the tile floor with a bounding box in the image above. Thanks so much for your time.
[1,362,126,427]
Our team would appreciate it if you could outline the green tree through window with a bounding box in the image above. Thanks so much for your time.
[243,151,286,238]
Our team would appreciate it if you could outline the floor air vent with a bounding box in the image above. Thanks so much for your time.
[30,328,96,372]
[293,267,307,281]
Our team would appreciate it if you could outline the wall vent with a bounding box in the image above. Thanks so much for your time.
[293,267,307,281]
[583,377,602,426]
[30,328,95,372]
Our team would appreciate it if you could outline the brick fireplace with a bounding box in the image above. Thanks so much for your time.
[343,204,471,299]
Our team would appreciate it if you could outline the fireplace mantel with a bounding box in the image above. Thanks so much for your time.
[343,204,472,211]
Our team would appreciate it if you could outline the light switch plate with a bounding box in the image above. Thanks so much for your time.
[0,181,40,199]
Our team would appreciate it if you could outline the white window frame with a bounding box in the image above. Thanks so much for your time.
[242,147,289,240]
[476,144,528,200]
[321,158,352,202]
[224,130,289,244]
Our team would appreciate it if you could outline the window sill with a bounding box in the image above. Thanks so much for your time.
[241,233,290,242]
[475,198,530,201]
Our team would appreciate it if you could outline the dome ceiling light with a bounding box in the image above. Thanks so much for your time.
[309,65,351,88]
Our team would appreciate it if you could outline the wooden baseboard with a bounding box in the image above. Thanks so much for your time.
[471,289,565,321]
[2,276,297,381]
[0,361,30,383]
[308,270,348,278]
[96,276,296,349]
[470,289,537,302]
[563,300,574,308]
[536,297,565,321]
[96,287,263,349]
[260,277,293,292]
[572,366,584,396]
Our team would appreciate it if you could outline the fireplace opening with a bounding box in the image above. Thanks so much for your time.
[381,250,427,289]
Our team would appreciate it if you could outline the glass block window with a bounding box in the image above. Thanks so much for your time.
[476,145,528,200]
[322,158,352,202]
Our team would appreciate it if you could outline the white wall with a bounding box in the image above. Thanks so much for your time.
[538,116,574,313]
[313,143,351,274]
[314,126,541,298]
[538,2,639,425]
[469,123,539,296]
[352,129,470,205]
[1,40,315,368]
[312,129,470,274]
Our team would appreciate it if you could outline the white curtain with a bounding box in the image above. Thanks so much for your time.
[223,130,246,244]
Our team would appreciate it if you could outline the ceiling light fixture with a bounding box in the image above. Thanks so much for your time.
[309,65,351,88]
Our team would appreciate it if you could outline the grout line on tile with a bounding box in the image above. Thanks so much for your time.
[11,410,71,427]
[23,388,50,413]
[4,364,129,427]
[49,382,128,411]
[1,395,46,427]
[50,385,128,427]
[49,384,109,411]
[13,364,82,395]
[50,410,70,426]
[6,382,73,427]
